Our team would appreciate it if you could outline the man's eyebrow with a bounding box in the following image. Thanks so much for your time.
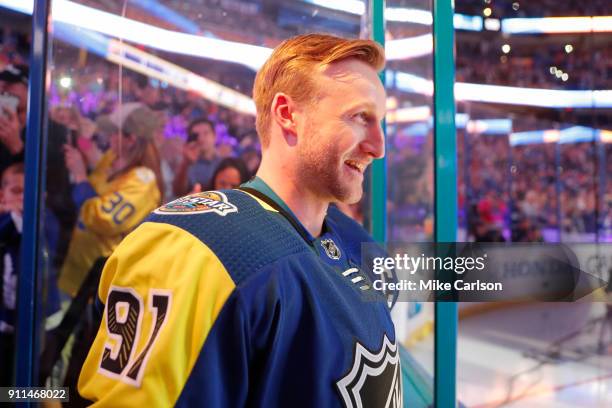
[345,101,377,113]
[345,101,386,119]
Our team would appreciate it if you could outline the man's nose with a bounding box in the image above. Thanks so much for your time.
[362,123,385,159]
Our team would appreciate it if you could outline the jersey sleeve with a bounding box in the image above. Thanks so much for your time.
[79,168,160,236]
[78,221,246,407]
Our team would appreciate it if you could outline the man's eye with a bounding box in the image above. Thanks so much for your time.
[353,113,370,124]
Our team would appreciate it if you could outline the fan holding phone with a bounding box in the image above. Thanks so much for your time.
[172,117,221,197]
[0,64,28,175]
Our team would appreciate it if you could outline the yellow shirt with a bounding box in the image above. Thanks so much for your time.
[59,166,160,295]
[88,150,116,194]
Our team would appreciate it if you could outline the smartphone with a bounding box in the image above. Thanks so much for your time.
[68,128,79,147]
[187,131,198,143]
[0,93,19,117]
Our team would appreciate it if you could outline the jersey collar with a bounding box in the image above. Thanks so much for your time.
[239,178,349,266]
[241,176,317,242]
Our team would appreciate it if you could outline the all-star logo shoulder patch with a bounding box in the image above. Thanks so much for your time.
[336,334,403,408]
[155,191,238,216]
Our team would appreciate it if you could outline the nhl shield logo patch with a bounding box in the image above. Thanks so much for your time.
[155,191,238,216]
[336,335,403,408]
[321,238,341,260]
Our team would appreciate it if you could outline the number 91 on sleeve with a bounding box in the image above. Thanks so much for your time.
[0,387,69,402]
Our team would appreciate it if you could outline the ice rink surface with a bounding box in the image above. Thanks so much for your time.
[409,302,612,407]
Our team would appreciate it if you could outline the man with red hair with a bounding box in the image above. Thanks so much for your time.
[79,34,401,407]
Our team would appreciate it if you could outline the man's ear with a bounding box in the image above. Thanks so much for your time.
[271,92,298,145]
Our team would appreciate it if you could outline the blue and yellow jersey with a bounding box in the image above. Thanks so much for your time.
[79,179,402,407]
[58,166,161,296]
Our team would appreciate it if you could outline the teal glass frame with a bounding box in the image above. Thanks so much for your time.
[368,0,458,406]
[369,0,387,244]
[431,0,458,406]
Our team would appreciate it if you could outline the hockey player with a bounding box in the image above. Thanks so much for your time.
[79,34,402,407]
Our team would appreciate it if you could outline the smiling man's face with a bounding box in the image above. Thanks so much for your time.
[295,58,386,204]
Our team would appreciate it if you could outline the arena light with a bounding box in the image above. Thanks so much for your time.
[130,0,201,34]
[455,114,470,128]
[455,82,612,108]
[593,91,612,107]
[484,18,501,31]
[600,130,612,143]
[453,14,483,31]
[386,97,398,110]
[386,116,512,136]
[509,127,611,146]
[51,0,272,71]
[559,126,598,144]
[305,0,364,15]
[466,119,512,134]
[52,22,256,115]
[433,116,512,135]
[59,76,72,88]
[385,7,433,25]
[386,106,431,124]
[502,16,612,34]
[542,130,560,143]
[386,34,433,60]
[0,0,31,13]
[392,71,434,96]
[105,39,256,115]
[593,17,612,32]
[509,130,556,146]
[391,72,612,108]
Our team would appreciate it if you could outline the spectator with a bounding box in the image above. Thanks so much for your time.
[207,157,250,190]
[472,220,506,242]
[151,110,177,202]
[172,117,220,197]
[0,64,78,268]
[512,217,544,242]
[132,73,163,110]
[0,162,24,385]
[0,64,27,175]
[216,137,238,159]
[0,163,61,385]
[58,104,163,296]
[477,190,507,228]
[50,106,81,134]
[240,147,262,177]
